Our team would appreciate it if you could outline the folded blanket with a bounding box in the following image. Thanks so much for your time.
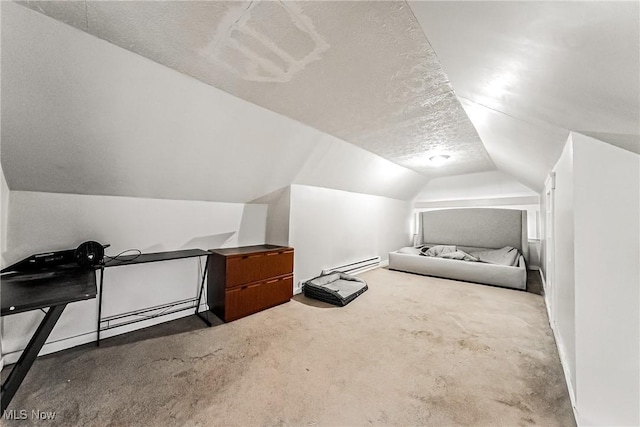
[420,245,479,262]
[469,246,520,267]
[419,245,521,266]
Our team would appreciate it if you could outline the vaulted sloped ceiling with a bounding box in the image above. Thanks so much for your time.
[1,1,428,203]
[410,1,639,189]
[14,0,494,180]
[5,1,638,200]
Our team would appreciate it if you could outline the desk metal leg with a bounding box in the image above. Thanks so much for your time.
[96,267,104,347]
[195,256,211,326]
[1,304,67,412]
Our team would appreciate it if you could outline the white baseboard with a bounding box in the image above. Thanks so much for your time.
[538,271,553,322]
[550,324,580,425]
[2,303,209,367]
[353,261,387,274]
[3,332,100,367]
[544,286,580,426]
[540,267,578,422]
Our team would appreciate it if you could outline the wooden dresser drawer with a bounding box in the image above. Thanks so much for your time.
[225,249,293,288]
[223,275,293,322]
[207,245,294,323]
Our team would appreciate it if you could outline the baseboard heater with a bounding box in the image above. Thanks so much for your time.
[321,256,381,275]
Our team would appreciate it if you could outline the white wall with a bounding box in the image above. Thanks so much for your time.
[0,1,428,366]
[2,2,427,204]
[414,170,540,243]
[539,183,548,281]
[458,98,570,192]
[252,187,291,247]
[545,132,640,425]
[572,133,639,426]
[293,136,426,201]
[269,189,291,248]
[1,191,267,364]
[289,185,412,287]
[415,170,538,202]
[414,170,541,269]
[551,135,576,398]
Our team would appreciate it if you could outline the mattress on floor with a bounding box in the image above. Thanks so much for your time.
[302,272,368,306]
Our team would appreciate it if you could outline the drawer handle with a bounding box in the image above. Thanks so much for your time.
[266,279,279,284]
[266,250,293,256]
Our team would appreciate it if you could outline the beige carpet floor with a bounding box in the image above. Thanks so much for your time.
[3,268,575,426]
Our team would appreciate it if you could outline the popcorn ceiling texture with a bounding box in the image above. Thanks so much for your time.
[2,1,429,203]
[18,0,494,179]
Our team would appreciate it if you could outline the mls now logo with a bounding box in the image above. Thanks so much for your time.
[2,409,28,420]
[3,409,56,420]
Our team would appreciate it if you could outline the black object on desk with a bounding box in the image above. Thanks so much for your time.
[1,265,97,412]
[1,241,109,274]
[96,249,212,346]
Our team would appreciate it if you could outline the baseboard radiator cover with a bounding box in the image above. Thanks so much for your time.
[321,256,381,275]
[2,302,209,366]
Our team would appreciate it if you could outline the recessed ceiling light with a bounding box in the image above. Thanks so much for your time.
[429,155,451,166]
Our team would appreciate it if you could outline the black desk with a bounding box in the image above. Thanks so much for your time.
[103,249,211,268]
[97,249,212,345]
[1,265,97,412]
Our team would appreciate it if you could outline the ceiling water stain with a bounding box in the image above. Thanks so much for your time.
[199,1,330,83]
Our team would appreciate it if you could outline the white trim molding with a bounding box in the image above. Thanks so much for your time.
[542,280,580,425]
[415,195,540,209]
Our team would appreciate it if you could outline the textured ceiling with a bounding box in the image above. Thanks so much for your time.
[2,1,428,203]
[410,0,640,185]
[11,0,636,195]
[16,0,494,179]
